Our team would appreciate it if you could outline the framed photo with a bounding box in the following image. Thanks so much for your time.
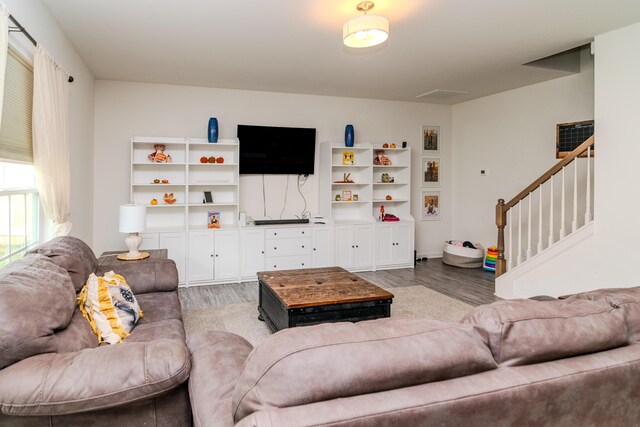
[341,190,352,201]
[207,211,221,229]
[421,157,440,187]
[203,191,213,204]
[421,191,441,221]
[422,126,440,155]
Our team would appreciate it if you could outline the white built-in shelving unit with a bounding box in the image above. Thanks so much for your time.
[130,137,240,231]
[320,142,413,223]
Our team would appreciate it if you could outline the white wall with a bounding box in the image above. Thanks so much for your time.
[93,81,451,255]
[3,0,95,244]
[495,21,640,297]
[451,56,594,250]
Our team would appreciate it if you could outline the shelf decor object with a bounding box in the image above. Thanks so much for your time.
[118,204,150,260]
[345,124,354,147]
[208,117,219,143]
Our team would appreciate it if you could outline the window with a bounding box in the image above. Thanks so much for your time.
[0,162,38,267]
[0,47,37,268]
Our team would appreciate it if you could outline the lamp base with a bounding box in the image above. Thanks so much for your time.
[117,251,150,261]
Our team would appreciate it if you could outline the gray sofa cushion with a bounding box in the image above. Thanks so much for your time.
[28,236,98,292]
[0,254,75,369]
[0,339,190,416]
[462,298,628,366]
[232,317,496,422]
[570,286,640,343]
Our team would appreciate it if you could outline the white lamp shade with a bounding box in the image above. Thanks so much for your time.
[119,204,146,233]
[343,14,389,48]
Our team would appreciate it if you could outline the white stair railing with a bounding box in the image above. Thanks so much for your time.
[496,136,594,277]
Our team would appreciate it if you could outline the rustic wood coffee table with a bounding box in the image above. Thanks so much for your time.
[257,266,394,332]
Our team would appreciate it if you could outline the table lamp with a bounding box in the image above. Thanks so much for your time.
[117,204,150,261]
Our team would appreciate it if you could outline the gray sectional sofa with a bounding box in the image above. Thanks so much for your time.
[2,236,640,426]
[188,288,640,426]
[0,236,192,426]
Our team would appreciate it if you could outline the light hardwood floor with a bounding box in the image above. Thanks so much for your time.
[179,258,499,310]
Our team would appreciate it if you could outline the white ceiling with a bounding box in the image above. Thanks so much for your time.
[41,0,640,104]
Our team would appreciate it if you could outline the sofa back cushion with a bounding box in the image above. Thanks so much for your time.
[0,254,76,369]
[27,236,98,292]
[570,286,640,343]
[462,298,628,367]
[232,318,497,422]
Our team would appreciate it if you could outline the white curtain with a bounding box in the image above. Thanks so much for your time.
[33,45,71,236]
[0,4,9,130]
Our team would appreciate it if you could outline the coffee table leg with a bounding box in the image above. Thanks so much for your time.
[258,312,264,321]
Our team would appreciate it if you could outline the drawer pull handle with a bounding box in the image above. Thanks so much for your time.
[274,247,277,250]
[302,245,305,248]
[302,263,305,266]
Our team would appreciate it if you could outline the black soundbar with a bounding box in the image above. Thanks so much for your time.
[254,218,310,226]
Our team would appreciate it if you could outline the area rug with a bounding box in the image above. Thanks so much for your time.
[182,285,473,347]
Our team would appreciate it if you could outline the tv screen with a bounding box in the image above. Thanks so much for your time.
[238,125,316,175]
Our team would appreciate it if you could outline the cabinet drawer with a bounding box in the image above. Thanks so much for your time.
[265,237,312,257]
[265,227,309,239]
[264,255,312,271]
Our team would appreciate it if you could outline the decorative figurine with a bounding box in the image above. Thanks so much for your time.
[148,144,172,163]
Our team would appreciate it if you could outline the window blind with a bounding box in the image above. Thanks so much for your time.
[0,48,33,163]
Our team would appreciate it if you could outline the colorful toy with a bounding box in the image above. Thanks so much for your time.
[343,151,354,165]
[373,150,392,165]
[484,245,498,272]
[148,144,172,163]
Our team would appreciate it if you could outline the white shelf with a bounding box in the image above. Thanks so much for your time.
[190,202,238,207]
[320,142,413,223]
[133,162,186,165]
[332,182,368,186]
[373,182,409,185]
[131,137,240,230]
[331,200,368,204]
[133,183,184,187]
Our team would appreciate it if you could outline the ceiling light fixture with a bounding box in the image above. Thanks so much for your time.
[343,1,389,48]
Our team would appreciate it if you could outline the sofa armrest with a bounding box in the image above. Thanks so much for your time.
[95,259,178,293]
[187,331,254,427]
[0,339,190,416]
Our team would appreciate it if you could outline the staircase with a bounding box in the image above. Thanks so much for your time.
[494,136,595,297]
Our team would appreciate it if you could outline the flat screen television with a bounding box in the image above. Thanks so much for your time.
[238,125,316,175]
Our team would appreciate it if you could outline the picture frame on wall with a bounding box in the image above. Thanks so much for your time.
[422,191,441,221]
[421,157,440,187]
[422,125,440,155]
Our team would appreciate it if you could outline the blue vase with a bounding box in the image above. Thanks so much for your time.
[207,117,218,143]
[345,124,354,147]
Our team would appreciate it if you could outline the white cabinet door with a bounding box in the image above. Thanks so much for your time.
[159,232,186,283]
[394,222,414,265]
[334,225,354,269]
[215,230,239,280]
[240,229,264,279]
[312,227,333,267]
[139,233,159,250]
[375,223,395,267]
[188,231,214,282]
[354,224,374,270]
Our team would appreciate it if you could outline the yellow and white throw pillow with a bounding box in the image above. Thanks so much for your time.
[78,271,143,344]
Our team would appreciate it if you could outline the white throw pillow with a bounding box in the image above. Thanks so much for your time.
[78,271,143,344]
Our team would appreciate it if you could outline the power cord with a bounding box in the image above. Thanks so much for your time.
[280,175,290,219]
[296,174,311,219]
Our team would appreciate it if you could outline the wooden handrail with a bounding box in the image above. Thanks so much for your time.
[495,135,594,277]
[504,136,594,211]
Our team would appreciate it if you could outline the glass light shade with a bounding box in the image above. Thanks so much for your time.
[343,14,389,48]
[119,204,146,233]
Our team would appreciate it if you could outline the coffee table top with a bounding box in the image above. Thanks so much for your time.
[257,266,394,309]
